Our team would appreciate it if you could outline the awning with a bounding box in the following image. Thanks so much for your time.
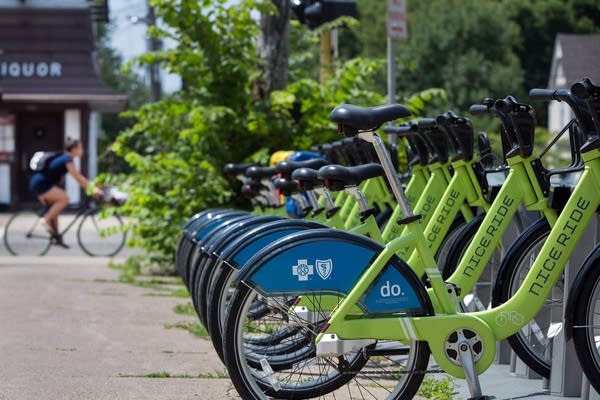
[0,8,128,112]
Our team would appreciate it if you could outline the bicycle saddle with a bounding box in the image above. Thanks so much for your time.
[273,177,300,196]
[318,163,384,191]
[241,182,263,198]
[245,166,276,179]
[275,159,328,178]
[223,163,255,178]
[330,103,411,133]
[291,168,324,190]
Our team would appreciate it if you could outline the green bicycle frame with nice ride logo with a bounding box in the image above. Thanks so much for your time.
[295,157,485,312]
[317,149,572,379]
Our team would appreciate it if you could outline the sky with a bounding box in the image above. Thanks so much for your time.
[108,0,181,93]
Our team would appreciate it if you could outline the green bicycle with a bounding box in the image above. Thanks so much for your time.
[221,85,600,399]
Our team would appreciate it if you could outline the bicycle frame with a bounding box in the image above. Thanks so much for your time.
[316,145,598,381]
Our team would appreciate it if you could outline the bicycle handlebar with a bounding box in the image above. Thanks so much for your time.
[530,84,598,147]
[571,77,600,100]
[468,104,491,115]
[417,118,437,128]
[494,96,533,113]
[528,88,569,101]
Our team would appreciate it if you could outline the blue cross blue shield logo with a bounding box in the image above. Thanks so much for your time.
[315,259,333,280]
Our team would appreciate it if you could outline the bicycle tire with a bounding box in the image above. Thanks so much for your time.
[206,215,467,365]
[3,210,51,256]
[77,212,126,257]
[570,246,600,394]
[223,282,431,400]
[435,215,467,264]
[491,218,554,378]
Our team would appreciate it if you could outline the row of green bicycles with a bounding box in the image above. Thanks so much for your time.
[175,77,600,399]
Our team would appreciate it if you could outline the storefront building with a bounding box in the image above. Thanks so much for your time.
[0,1,125,209]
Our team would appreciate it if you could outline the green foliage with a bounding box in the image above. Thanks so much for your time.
[396,0,524,112]
[164,321,209,339]
[105,0,449,264]
[111,99,233,261]
[343,0,600,119]
[173,302,196,316]
[417,377,456,400]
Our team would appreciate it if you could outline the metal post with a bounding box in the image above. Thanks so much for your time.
[146,3,162,101]
[387,36,396,105]
[386,5,398,146]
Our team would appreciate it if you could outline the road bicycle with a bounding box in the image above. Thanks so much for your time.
[220,79,600,400]
[3,192,127,257]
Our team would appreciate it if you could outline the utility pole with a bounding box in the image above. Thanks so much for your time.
[386,0,408,145]
[319,31,334,83]
[146,3,162,102]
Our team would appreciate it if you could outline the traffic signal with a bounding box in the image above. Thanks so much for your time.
[291,0,358,29]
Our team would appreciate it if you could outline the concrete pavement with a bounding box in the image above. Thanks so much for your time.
[0,255,235,400]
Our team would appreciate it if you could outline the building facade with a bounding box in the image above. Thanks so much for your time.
[0,0,125,210]
[547,33,600,132]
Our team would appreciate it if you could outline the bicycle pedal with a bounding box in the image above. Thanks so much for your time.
[50,237,70,249]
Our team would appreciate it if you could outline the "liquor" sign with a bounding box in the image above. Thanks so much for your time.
[0,61,62,78]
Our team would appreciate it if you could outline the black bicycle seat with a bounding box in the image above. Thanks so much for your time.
[291,168,324,190]
[273,177,300,196]
[240,183,258,198]
[275,159,328,178]
[330,103,411,134]
[245,166,276,179]
[318,163,384,191]
[223,163,255,178]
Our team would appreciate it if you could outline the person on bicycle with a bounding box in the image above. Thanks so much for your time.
[28,137,101,245]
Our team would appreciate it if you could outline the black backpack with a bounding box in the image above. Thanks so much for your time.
[29,151,60,172]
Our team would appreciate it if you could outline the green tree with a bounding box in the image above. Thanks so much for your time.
[502,0,600,123]
[107,0,446,266]
[395,0,524,113]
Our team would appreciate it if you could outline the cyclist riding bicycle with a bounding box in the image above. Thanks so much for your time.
[28,137,102,246]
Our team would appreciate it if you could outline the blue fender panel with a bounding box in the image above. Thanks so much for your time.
[205,216,282,255]
[227,220,325,267]
[193,212,249,243]
[239,229,432,316]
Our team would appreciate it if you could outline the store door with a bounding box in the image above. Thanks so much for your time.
[17,112,63,204]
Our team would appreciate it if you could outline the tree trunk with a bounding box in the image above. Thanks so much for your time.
[256,0,290,99]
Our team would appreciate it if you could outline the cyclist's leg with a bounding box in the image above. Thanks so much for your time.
[39,186,68,233]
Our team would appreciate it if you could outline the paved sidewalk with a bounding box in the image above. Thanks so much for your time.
[0,251,591,399]
[0,256,235,400]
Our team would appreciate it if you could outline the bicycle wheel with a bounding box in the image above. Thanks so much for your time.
[223,282,431,400]
[491,219,555,378]
[435,215,467,264]
[77,212,126,257]
[441,213,502,311]
[571,247,600,394]
[3,210,51,256]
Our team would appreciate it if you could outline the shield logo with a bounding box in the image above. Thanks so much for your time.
[315,259,333,280]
